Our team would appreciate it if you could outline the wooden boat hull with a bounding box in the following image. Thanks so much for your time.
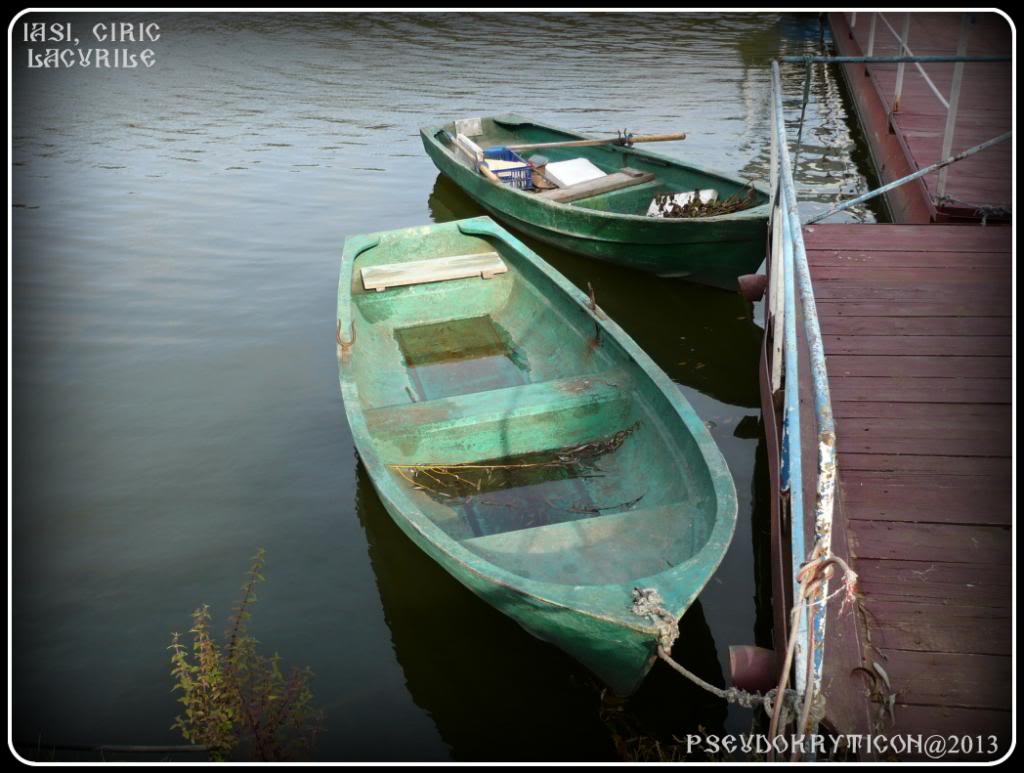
[337,217,737,694]
[420,114,770,290]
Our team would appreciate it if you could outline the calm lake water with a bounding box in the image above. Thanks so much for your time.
[12,12,881,762]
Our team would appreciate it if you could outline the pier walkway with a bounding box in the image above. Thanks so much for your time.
[804,223,1012,758]
[830,11,1011,223]
[762,12,1013,761]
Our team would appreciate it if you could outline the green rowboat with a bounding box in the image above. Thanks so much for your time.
[420,114,770,290]
[337,216,737,695]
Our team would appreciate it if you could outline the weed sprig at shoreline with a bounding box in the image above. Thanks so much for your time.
[169,549,324,761]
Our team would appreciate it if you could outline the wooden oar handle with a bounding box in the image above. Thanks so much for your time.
[479,163,502,183]
[626,132,687,143]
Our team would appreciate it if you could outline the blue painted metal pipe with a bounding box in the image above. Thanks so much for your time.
[780,191,808,697]
[770,59,840,743]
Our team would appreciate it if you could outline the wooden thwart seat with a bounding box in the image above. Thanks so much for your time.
[361,252,507,292]
[365,371,633,465]
[460,503,712,584]
[538,167,656,204]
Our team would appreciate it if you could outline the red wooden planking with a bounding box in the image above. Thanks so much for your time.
[841,464,1011,486]
[899,121,1013,142]
[802,224,1011,252]
[811,265,1009,284]
[899,136,1012,164]
[898,110,1011,134]
[922,172,1012,198]
[853,559,1011,608]
[840,478,1010,525]
[838,453,1011,476]
[873,650,1010,710]
[832,401,1010,421]
[837,433,1009,459]
[907,137,1014,160]
[872,85,1010,114]
[872,71,1011,101]
[818,475,876,737]
[823,336,1009,357]
[806,249,1009,268]
[920,160,1014,185]
[814,300,1010,318]
[820,316,1009,337]
[861,600,1010,656]
[827,355,1010,379]
[836,421,1010,458]
[896,116,1012,142]
[869,75,1011,109]
[813,285,1006,302]
[837,412,1009,437]
[849,521,1010,564]
[897,123,1013,146]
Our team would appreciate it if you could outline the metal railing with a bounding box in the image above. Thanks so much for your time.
[767,60,838,747]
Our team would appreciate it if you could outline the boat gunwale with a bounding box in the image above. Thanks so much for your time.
[337,216,738,629]
[420,113,771,226]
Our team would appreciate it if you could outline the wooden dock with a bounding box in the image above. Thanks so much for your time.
[804,223,1012,759]
[829,11,1011,223]
[759,12,1013,761]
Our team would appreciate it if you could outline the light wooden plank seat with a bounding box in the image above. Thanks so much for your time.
[365,371,633,465]
[538,167,656,204]
[361,252,507,292]
[461,503,712,584]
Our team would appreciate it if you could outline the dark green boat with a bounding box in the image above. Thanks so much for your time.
[420,114,770,289]
[337,216,737,695]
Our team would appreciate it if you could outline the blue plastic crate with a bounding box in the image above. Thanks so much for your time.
[483,146,534,190]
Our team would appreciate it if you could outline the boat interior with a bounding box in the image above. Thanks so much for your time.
[346,222,719,586]
[432,116,763,217]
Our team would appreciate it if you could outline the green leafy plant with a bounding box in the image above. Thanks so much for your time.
[168,549,323,761]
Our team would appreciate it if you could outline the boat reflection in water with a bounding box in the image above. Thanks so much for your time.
[354,460,728,761]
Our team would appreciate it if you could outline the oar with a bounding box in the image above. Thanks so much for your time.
[478,163,502,183]
[499,132,686,153]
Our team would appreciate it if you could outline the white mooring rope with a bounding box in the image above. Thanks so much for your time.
[632,552,859,761]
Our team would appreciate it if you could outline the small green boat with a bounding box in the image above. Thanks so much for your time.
[337,216,737,695]
[420,114,770,289]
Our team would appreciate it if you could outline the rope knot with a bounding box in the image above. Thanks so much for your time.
[631,587,678,651]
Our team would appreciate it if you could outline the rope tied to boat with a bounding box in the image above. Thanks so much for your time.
[633,551,857,758]
[630,588,802,722]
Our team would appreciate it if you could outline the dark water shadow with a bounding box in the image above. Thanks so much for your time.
[354,459,730,761]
